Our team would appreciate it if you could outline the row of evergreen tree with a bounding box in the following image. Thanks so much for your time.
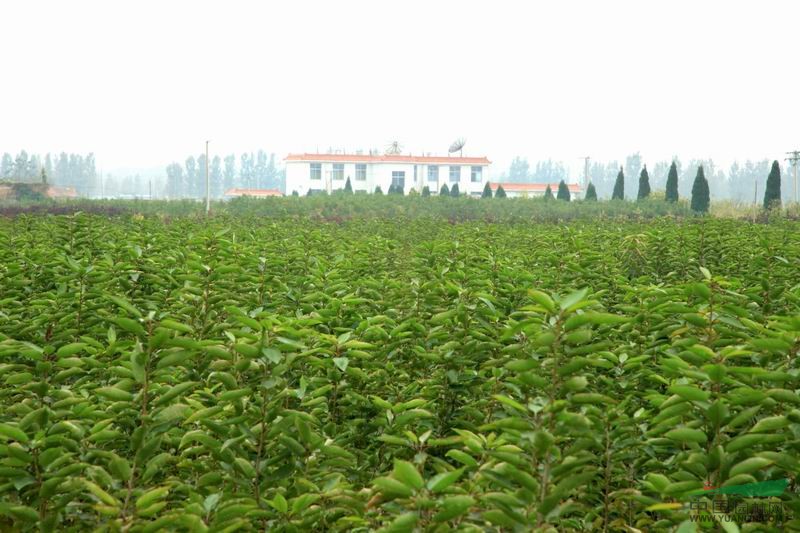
[313,161,785,213]
[503,154,795,202]
[602,160,783,211]
[0,151,97,195]
[164,151,284,199]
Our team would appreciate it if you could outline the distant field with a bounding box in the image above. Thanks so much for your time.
[0,211,799,531]
[1,194,798,222]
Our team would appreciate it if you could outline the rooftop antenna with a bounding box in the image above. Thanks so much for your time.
[385,141,402,155]
[449,137,466,157]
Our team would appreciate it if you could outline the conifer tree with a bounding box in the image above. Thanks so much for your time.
[637,165,651,200]
[344,177,353,194]
[543,184,554,200]
[495,185,507,198]
[481,182,492,198]
[374,186,383,195]
[665,161,679,202]
[440,183,449,196]
[306,189,313,197]
[763,160,781,209]
[556,180,570,201]
[612,168,625,200]
[291,190,298,196]
[690,165,710,213]
[41,168,48,185]
[450,183,460,197]
[422,186,430,197]
[585,182,597,201]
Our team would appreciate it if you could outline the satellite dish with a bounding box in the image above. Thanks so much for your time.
[385,141,402,155]
[448,138,466,156]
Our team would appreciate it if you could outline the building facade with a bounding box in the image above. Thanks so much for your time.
[285,153,491,196]
[489,182,584,200]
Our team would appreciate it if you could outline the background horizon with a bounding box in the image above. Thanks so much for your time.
[2,0,798,185]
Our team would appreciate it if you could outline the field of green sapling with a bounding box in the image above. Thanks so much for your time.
[0,209,799,532]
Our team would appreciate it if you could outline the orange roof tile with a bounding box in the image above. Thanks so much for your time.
[285,153,490,165]
[224,188,283,197]
[490,182,583,192]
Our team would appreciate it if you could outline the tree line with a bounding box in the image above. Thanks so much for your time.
[329,160,785,214]
[0,151,97,196]
[164,150,284,199]
[501,153,796,203]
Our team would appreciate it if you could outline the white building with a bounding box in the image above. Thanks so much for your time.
[284,153,491,196]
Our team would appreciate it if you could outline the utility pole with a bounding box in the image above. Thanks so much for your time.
[205,140,210,215]
[753,178,758,223]
[786,150,800,204]
[582,156,590,189]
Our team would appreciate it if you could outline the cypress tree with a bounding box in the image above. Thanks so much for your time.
[374,186,383,195]
[495,185,507,198]
[543,185,554,200]
[450,183,460,197]
[556,180,570,201]
[421,186,430,197]
[440,183,449,196]
[291,190,298,196]
[306,189,313,197]
[481,182,493,198]
[763,160,781,210]
[637,165,651,200]
[612,168,624,200]
[690,165,710,213]
[665,161,679,202]
[585,182,597,201]
[344,177,353,194]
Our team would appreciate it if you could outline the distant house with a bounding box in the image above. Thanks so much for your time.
[46,186,78,199]
[0,184,77,200]
[284,153,491,196]
[489,182,583,200]
[223,188,283,199]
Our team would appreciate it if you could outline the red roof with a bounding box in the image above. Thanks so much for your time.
[224,188,282,198]
[285,153,490,165]
[489,182,583,192]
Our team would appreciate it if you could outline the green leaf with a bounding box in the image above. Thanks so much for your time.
[749,416,788,433]
[392,460,423,490]
[728,457,773,477]
[0,423,29,443]
[268,493,288,514]
[95,386,134,401]
[426,468,464,493]
[374,476,413,498]
[669,384,710,402]
[665,427,707,443]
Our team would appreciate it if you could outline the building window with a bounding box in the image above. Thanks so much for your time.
[428,165,439,182]
[471,166,483,182]
[332,163,344,180]
[310,163,321,180]
[355,164,366,181]
[391,171,405,190]
[449,165,461,182]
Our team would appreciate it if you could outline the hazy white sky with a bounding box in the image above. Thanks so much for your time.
[2,0,798,178]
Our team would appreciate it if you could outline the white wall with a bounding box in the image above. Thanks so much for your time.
[285,160,489,196]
